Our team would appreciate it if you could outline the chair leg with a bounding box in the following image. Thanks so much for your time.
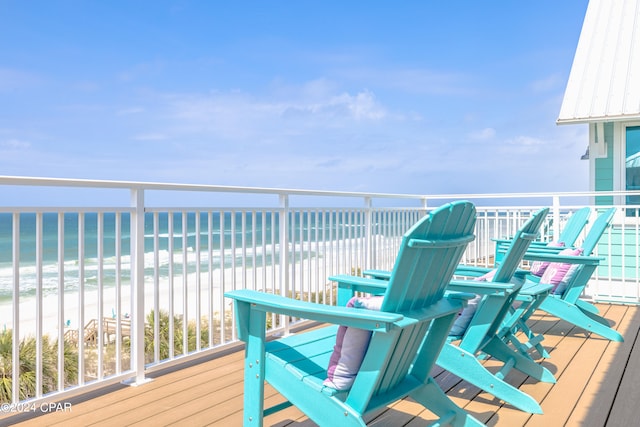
[482,337,556,383]
[410,377,485,426]
[436,343,543,414]
[501,288,552,359]
[539,298,624,342]
[244,311,268,427]
[575,299,600,314]
[503,326,550,359]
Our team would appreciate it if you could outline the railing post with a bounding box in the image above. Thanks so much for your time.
[421,197,428,215]
[279,194,291,335]
[364,197,373,270]
[35,213,43,397]
[129,187,150,385]
[552,196,561,242]
[12,213,20,404]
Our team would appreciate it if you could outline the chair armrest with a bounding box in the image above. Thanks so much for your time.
[454,265,492,277]
[455,265,530,282]
[493,237,548,247]
[522,252,603,266]
[225,289,402,333]
[523,245,569,254]
[492,237,514,245]
[328,274,390,294]
[495,246,566,260]
[445,290,479,301]
[518,281,554,298]
[362,269,392,280]
[447,279,515,296]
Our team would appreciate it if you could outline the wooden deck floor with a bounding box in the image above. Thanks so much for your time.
[2,303,639,426]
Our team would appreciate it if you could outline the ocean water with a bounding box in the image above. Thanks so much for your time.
[0,211,366,302]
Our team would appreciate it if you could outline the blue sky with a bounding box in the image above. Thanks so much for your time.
[1,1,590,202]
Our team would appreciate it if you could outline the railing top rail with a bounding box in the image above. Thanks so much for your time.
[0,206,135,213]
[1,175,640,204]
[0,175,425,200]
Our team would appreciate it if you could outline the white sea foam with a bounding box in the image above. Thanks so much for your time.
[0,234,389,338]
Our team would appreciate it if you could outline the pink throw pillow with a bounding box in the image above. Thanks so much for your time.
[530,242,565,276]
[552,264,580,295]
[449,269,493,336]
[323,296,383,390]
[539,248,584,293]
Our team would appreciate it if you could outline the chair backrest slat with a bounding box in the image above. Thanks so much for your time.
[581,207,616,255]
[381,201,477,313]
[493,208,549,284]
[365,201,476,394]
[557,206,591,246]
[560,207,616,301]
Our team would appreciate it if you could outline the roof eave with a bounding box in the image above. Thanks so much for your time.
[557,113,640,125]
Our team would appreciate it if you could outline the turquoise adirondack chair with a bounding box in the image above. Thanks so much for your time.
[225,201,483,427]
[545,206,591,246]
[365,208,554,414]
[493,206,591,265]
[508,207,622,352]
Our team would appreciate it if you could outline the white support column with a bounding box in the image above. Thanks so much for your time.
[552,196,561,242]
[364,197,373,270]
[35,212,43,397]
[12,213,20,403]
[128,188,152,386]
[279,194,291,335]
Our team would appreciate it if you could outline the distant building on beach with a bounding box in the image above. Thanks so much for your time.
[558,0,640,282]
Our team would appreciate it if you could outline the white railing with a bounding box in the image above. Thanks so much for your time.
[0,176,638,408]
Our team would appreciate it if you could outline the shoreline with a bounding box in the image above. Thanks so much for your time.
[0,260,340,339]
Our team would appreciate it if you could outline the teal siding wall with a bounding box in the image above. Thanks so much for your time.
[597,226,640,279]
[592,123,639,281]
[595,122,614,205]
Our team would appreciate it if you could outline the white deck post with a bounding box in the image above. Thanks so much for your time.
[12,213,20,403]
[552,196,561,242]
[279,194,291,335]
[364,197,373,270]
[129,187,151,385]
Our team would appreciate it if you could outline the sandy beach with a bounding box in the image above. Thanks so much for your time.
[0,259,341,340]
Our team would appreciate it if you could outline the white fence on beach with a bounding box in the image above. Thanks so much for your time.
[0,176,639,408]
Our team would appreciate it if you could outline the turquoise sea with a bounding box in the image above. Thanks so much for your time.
[0,211,365,303]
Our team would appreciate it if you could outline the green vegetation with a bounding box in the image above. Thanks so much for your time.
[0,329,78,403]
[0,309,227,404]
[0,285,336,404]
[144,309,212,362]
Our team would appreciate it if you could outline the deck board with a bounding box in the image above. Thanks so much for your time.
[1,303,638,427]
[594,305,640,427]
[526,305,622,426]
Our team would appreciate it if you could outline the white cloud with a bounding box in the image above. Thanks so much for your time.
[1,138,31,149]
[281,89,386,120]
[496,135,548,156]
[507,135,545,146]
[468,127,496,140]
[332,90,386,120]
[338,66,473,96]
[277,78,340,100]
[162,85,387,140]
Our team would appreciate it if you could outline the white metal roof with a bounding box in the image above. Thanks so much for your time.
[557,0,640,124]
